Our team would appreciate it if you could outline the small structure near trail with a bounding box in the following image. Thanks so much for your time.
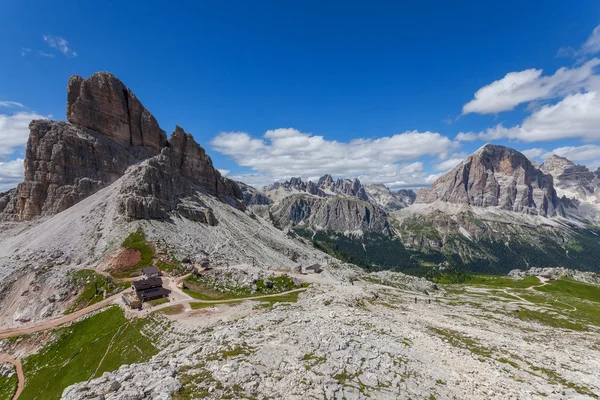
[142,266,161,278]
[132,278,170,301]
[300,263,323,275]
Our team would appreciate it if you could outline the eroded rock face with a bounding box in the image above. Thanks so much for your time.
[116,126,243,224]
[540,154,600,202]
[14,120,153,220]
[421,144,563,216]
[270,194,389,233]
[0,72,243,223]
[66,72,167,151]
[238,182,272,206]
[263,175,415,212]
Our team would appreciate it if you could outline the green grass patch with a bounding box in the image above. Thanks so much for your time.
[535,278,600,303]
[189,301,241,310]
[110,230,155,278]
[461,275,541,288]
[429,327,493,360]
[0,365,18,400]
[20,307,160,400]
[65,270,129,314]
[183,274,302,300]
[529,365,597,398]
[255,290,304,305]
[147,298,169,306]
[514,308,587,331]
[157,304,185,315]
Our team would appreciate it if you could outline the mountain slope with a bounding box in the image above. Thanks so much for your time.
[0,72,327,329]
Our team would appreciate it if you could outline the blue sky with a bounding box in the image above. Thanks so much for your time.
[2,1,600,190]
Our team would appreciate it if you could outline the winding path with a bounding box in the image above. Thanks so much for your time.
[0,290,129,340]
[0,356,24,400]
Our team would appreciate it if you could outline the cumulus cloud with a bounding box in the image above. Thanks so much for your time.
[212,128,456,189]
[0,158,24,192]
[464,91,600,142]
[542,144,600,163]
[521,148,547,160]
[462,58,600,114]
[581,25,600,55]
[0,111,48,160]
[43,35,77,57]
[432,157,464,172]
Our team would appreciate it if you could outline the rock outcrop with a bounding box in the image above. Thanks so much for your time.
[540,154,600,202]
[66,72,167,151]
[269,194,389,234]
[238,182,272,206]
[0,72,242,222]
[263,175,415,212]
[117,126,243,224]
[420,144,563,216]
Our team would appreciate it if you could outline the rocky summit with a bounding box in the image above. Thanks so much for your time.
[419,144,563,216]
[540,154,600,203]
[0,72,242,223]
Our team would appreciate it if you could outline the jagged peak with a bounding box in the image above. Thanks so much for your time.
[66,72,167,151]
[541,153,576,167]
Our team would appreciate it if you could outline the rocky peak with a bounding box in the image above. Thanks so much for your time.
[318,174,334,187]
[421,144,563,216]
[540,154,575,174]
[540,154,598,202]
[0,72,242,222]
[67,72,167,151]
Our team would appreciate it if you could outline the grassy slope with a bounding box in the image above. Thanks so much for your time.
[183,275,301,300]
[20,307,160,400]
[65,270,129,314]
[0,367,18,400]
[535,278,600,302]
[456,276,600,332]
[110,231,155,278]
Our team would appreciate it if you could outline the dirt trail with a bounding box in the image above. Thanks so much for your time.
[0,355,24,400]
[0,290,129,340]
[151,287,308,311]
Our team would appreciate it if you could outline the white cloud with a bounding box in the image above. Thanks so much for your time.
[521,148,547,160]
[212,128,456,189]
[581,25,600,55]
[217,169,230,177]
[542,144,600,163]
[0,111,48,160]
[470,91,600,142]
[0,158,24,192]
[462,58,600,114]
[20,48,31,57]
[0,101,24,108]
[42,35,77,57]
[455,132,477,142]
[432,158,464,172]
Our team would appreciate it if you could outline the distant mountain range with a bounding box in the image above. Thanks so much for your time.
[2,71,600,301]
[239,142,600,275]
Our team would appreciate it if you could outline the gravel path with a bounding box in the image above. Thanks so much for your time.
[0,356,24,400]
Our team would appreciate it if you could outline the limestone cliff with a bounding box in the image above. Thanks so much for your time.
[269,194,389,234]
[0,72,242,222]
[420,144,563,216]
[540,154,600,203]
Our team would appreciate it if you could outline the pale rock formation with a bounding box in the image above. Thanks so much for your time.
[420,144,563,216]
[540,154,600,202]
